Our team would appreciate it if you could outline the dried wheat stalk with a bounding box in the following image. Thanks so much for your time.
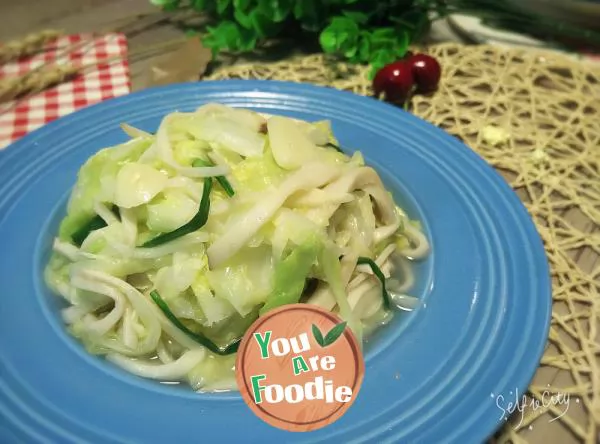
[0,35,195,114]
[0,30,63,64]
[0,36,191,106]
[0,64,79,103]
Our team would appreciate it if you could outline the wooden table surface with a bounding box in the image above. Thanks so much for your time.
[2,2,595,443]
[1,0,195,91]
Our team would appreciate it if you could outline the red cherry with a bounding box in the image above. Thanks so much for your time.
[372,61,415,104]
[407,53,441,93]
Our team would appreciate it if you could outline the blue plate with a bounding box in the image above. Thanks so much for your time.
[0,81,551,443]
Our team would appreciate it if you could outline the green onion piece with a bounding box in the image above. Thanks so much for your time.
[72,216,107,246]
[150,290,240,356]
[141,176,213,248]
[71,206,120,246]
[357,257,392,310]
[193,158,235,197]
[325,142,344,153]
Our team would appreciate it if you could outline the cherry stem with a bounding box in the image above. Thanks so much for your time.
[402,85,418,112]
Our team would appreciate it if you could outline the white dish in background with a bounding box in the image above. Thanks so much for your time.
[447,14,600,65]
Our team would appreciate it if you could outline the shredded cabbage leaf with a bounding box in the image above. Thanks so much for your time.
[45,103,429,392]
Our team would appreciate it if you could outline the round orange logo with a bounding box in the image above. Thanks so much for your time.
[236,304,365,432]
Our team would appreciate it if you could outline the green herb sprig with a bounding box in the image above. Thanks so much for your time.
[151,0,600,79]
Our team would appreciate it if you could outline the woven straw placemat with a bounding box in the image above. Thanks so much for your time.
[207,43,600,443]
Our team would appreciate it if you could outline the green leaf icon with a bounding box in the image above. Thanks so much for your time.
[312,324,325,347]
[323,321,347,347]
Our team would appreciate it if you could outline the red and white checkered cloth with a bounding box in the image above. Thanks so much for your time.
[0,33,130,149]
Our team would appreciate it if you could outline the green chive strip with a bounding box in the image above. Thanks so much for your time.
[150,290,241,356]
[71,206,119,246]
[72,216,107,246]
[141,176,213,248]
[325,142,345,153]
[357,257,392,310]
[193,158,235,197]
